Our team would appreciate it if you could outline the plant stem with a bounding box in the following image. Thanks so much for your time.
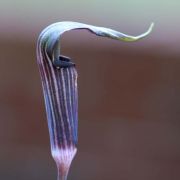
[57,165,69,180]
[52,147,77,180]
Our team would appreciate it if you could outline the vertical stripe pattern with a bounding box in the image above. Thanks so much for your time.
[37,38,78,151]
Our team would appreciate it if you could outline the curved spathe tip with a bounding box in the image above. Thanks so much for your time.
[37,21,154,67]
[118,22,154,42]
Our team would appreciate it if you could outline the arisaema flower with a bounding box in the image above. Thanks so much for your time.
[36,21,153,180]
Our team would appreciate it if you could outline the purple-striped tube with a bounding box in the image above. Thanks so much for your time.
[37,48,78,179]
[36,21,153,180]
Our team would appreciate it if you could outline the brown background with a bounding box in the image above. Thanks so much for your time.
[0,27,179,180]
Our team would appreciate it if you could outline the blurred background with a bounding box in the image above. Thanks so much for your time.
[0,0,180,179]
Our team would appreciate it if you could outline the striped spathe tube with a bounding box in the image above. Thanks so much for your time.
[36,21,154,180]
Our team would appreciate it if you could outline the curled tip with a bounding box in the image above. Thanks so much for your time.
[118,22,154,42]
[144,22,154,37]
[37,21,154,68]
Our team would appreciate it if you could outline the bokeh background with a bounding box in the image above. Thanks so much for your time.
[0,0,180,179]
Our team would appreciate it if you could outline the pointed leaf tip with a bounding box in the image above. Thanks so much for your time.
[115,22,154,42]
